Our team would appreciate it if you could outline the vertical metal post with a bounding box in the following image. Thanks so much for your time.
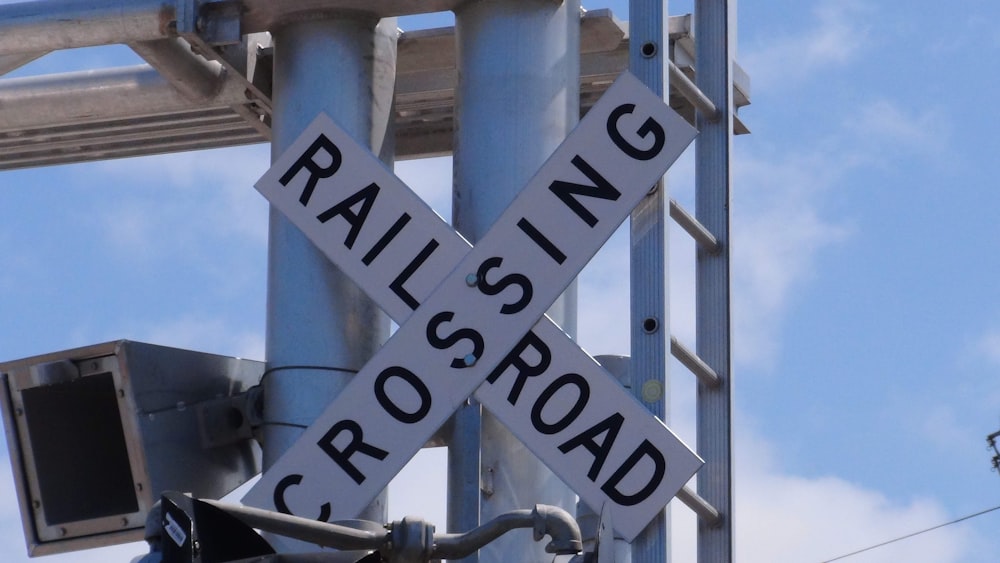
[451,1,580,561]
[694,0,735,561]
[263,14,395,547]
[628,1,670,562]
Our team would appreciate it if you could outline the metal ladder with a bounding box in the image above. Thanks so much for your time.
[628,1,738,562]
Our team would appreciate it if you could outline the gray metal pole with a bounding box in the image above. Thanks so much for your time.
[264,13,395,548]
[629,0,671,562]
[451,1,580,561]
[694,0,736,561]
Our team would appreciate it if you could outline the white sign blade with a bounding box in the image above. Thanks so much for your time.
[245,72,700,541]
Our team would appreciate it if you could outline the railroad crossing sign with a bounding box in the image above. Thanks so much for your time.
[243,72,701,542]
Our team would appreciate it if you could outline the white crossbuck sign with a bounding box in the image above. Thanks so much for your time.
[243,72,702,541]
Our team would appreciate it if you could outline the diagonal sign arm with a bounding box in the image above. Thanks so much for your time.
[244,72,700,542]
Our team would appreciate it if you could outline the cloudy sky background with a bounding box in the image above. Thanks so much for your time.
[2,0,1000,561]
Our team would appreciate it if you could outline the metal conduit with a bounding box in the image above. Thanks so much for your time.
[434,505,582,559]
[0,0,174,56]
[200,499,389,552]
[200,499,581,560]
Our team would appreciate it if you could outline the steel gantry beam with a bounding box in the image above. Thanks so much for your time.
[0,4,748,170]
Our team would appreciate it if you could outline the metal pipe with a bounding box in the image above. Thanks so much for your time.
[263,13,393,548]
[675,486,722,528]
[200,498,389,551]
[434,505,582,559]
[670,335,721,388]
[670,198,721,254]
[0,65,248,131]
[128,37,226,101]
[0,0,174,56]
[203,498,580,559]
[668,60,721,123]
[452,2,580,561]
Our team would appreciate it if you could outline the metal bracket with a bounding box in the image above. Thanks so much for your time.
[174,0,273,135]
[195,387,261,449]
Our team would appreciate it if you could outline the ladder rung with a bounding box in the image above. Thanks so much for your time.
[670,336,721,388]
[677,486,723,527]
[668,60,720,122]
[670,199,720,254]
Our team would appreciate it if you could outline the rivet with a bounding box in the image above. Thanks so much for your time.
[465,273,479,287]
[463,354,477,367]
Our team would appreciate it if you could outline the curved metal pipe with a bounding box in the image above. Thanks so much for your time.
[200,498,388,552]
[432,505,582,559]
[200,499,580,559]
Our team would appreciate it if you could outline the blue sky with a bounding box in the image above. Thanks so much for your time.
[2,0,1000,561]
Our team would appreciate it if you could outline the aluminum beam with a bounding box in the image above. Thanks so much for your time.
[694,1,737,561]
[0,11,750,171]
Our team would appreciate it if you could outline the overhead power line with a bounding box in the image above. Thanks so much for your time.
[820,503,1000,562]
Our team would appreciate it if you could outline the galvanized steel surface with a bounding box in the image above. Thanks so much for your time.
[452,1,580,561]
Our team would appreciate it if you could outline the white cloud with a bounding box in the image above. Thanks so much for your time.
[846,100,953,162]
[742,0,872,90]
[729,425,972,563]
[974,329,1000,366]
[93,145,271,253]
[731,146,852,371]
